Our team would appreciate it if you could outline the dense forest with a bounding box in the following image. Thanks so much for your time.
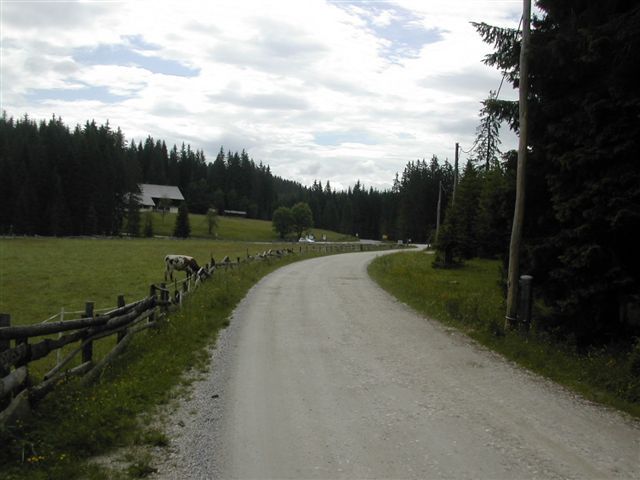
[438,0,640,346]
[0,112,466,242]
[0,113,291,236]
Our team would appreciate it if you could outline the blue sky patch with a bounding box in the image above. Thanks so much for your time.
[73,42,199,77]
[332,1,444,61]
[314,130,378,146]
[123,34,161,51]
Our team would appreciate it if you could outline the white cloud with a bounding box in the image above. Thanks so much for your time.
[1,0,522,189]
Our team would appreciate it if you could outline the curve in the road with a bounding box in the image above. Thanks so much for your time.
[157,251,640,480]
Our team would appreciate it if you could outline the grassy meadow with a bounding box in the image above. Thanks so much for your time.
[0,236,295,325]
[0,214,358,383]
[0,211,355,326]
[0,236,300,382]
[144,211,356,242]
[369,251,640,417]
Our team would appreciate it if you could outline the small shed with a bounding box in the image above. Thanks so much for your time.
[138,184,185,213]
[223,210,248,217]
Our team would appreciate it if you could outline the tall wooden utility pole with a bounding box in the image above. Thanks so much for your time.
[435,180,442,242]
[452,142,459,204]
[505,0,531,329]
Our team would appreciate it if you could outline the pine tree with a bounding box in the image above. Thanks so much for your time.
[476,153,515,258]
[49,174,70,236]
[435,162,483,264]
[173,203,191,238]
[126,194,141,237]
[143,211,154,237]
[473,91,502,170]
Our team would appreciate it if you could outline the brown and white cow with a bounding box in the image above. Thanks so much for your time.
[164,255,204,281]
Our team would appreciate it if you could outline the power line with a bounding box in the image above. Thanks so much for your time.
[460,138,480,154]
[496,15,523,99]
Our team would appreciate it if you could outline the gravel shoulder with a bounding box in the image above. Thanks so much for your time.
[153,251,640,480]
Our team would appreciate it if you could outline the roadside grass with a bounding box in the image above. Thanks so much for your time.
[0,251,323,479]
[368,251,640,418]
[146,211,355,242]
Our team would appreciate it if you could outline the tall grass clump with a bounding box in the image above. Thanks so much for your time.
[369,251,640,418]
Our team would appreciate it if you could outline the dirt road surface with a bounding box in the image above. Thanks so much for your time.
[156,251,639,479]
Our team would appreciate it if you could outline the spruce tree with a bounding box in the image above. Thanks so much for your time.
[126,195,141,237]
[435,162,483,264]
[476,152,516,258]
[473,91,502,170]
[143,211,154,237]
[174,202,191,238]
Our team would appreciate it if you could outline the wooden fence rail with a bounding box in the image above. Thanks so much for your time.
[0,242,401,427]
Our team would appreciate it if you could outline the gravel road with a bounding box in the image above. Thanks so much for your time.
[155,250,639,479]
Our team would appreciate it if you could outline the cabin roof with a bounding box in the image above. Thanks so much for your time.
[138,184,184,206]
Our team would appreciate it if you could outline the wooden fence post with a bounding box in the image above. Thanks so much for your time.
[116,295,126,343]
[0,314,10,410]
[0,314,10,378]
[160,283,168,312]
[149,285,157,323]
[519,275,534,330]
[82,302,94,363]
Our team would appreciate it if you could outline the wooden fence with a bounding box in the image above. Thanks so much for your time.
[0,242,399,426]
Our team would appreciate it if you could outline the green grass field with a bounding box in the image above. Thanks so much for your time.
[0,219,361,377]
[0,237,303,381]
[369,251,640,417]
[144,211,355,242]
[0,237,293,325]
[0,211,355,325]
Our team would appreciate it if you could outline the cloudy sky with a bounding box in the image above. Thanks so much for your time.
[1,0,522,190]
